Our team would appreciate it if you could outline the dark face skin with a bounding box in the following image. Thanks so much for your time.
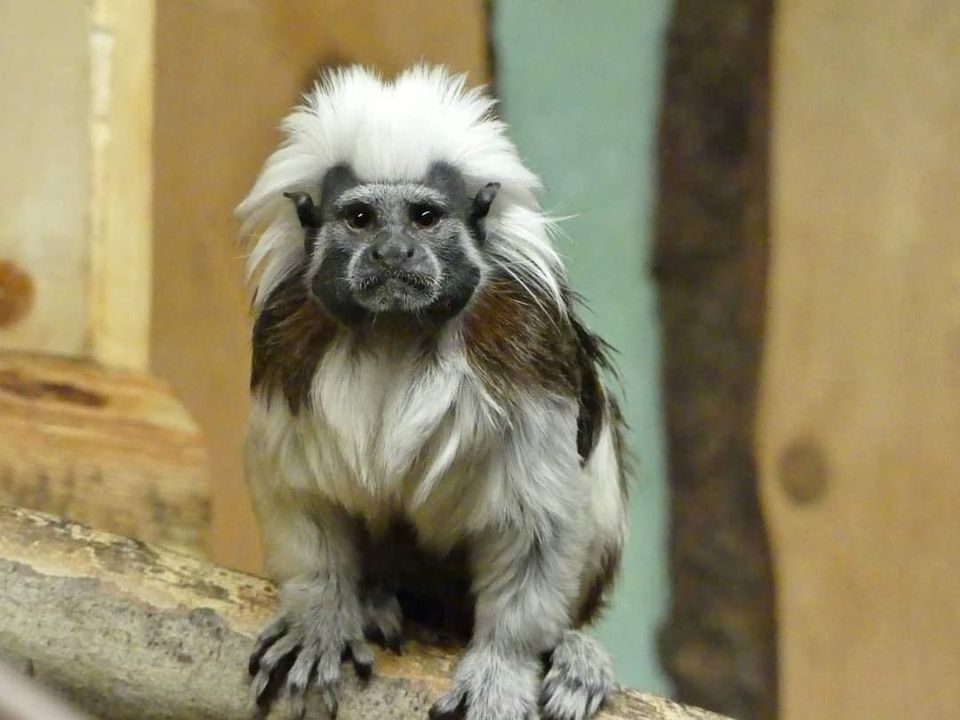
[285,163,499,329]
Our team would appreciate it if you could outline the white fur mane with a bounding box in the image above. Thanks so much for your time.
[236,65,566,311]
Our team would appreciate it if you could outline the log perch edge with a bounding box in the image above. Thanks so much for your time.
[0,506,726,720]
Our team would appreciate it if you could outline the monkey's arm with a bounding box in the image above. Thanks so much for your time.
[245,440,372,719]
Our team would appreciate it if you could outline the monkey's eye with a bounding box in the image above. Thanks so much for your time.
[410,203,443,229]
[342,203,375,230]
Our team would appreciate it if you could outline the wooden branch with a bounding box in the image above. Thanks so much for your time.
[0,353,210,555]
[0,506,726,720]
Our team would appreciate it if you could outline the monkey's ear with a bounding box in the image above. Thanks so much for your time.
[283,191,322,252]
[469,182,500,245]
[283,191,320,229]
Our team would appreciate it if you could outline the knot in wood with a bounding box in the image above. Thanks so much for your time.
[778,437,829,506]
[0,260,34,327]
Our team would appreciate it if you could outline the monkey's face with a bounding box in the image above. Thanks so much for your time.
[294,163,497,327]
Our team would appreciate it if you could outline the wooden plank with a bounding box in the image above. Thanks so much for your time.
[654,1,776,718]
[0,2,153,369]
[0,506,727,720]
[152,0,490,573]
[88,0,155,370]
[761,2,960,718]
[0,353,209,555]
[0,1,92,356]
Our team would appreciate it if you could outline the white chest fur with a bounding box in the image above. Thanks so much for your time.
[247,333,518,549]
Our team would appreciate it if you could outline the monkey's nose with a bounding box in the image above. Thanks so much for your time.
[369,237,416,267]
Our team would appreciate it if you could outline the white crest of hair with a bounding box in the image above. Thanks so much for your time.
[236,64,566,312]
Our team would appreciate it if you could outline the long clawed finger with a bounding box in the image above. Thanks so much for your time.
[346,639,375,682]
[249,618,289,676]
[363,623,404,656]
[249,629,376,720]
[428,690,469,720]
[252,641,300,715]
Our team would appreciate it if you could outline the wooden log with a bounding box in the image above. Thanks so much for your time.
[0,353,210,555]
[0,505,726,720]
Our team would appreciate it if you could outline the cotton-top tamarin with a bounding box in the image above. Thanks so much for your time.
[238,66,628,720]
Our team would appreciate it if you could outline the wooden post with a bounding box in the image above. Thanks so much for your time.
[0,506,727,720]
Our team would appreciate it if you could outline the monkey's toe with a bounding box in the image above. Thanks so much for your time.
[248,623,300,716]
[248,616,374,719]
[362,587,404,654]
[428,688,468,720]
[429,647,539,720]
[539,631,613,720]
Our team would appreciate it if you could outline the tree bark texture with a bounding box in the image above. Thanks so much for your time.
[653,1,777,718]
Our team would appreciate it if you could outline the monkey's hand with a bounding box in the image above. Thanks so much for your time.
[248,577,373,720]
[429,646,540,720]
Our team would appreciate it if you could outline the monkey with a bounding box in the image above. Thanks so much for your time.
[238,66,629,720]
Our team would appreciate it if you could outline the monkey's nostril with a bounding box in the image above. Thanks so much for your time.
[369,238,418,267]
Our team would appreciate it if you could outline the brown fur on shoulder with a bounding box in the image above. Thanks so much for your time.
[251,266,338,413]
[463,275,620,466]
[463,275,579,403]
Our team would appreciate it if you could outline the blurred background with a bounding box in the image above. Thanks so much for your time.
[0,2,957,719]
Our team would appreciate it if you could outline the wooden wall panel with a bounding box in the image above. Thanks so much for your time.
[0,1,154,370]
[0,1,92,356]
[152,0,489,573]
[761,2,960,718]
[88,0,155,370]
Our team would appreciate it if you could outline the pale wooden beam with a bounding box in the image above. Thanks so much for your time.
[0,1,93,358]
[0,1,154,370]
[88,0,155,370]
[0,505,726,720]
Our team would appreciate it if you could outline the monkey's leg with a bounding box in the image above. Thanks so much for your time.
[246,476,372,720]
[429,523,586,720]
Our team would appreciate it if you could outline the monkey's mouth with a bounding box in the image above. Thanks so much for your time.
[353,270,439,311]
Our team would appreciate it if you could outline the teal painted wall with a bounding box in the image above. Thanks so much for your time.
[493,0,672,693]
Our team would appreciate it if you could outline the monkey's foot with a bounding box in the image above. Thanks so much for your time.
[248,602,373,720]
[540,631,613,720]
[361,586,404,654]
[429,646,539,720]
